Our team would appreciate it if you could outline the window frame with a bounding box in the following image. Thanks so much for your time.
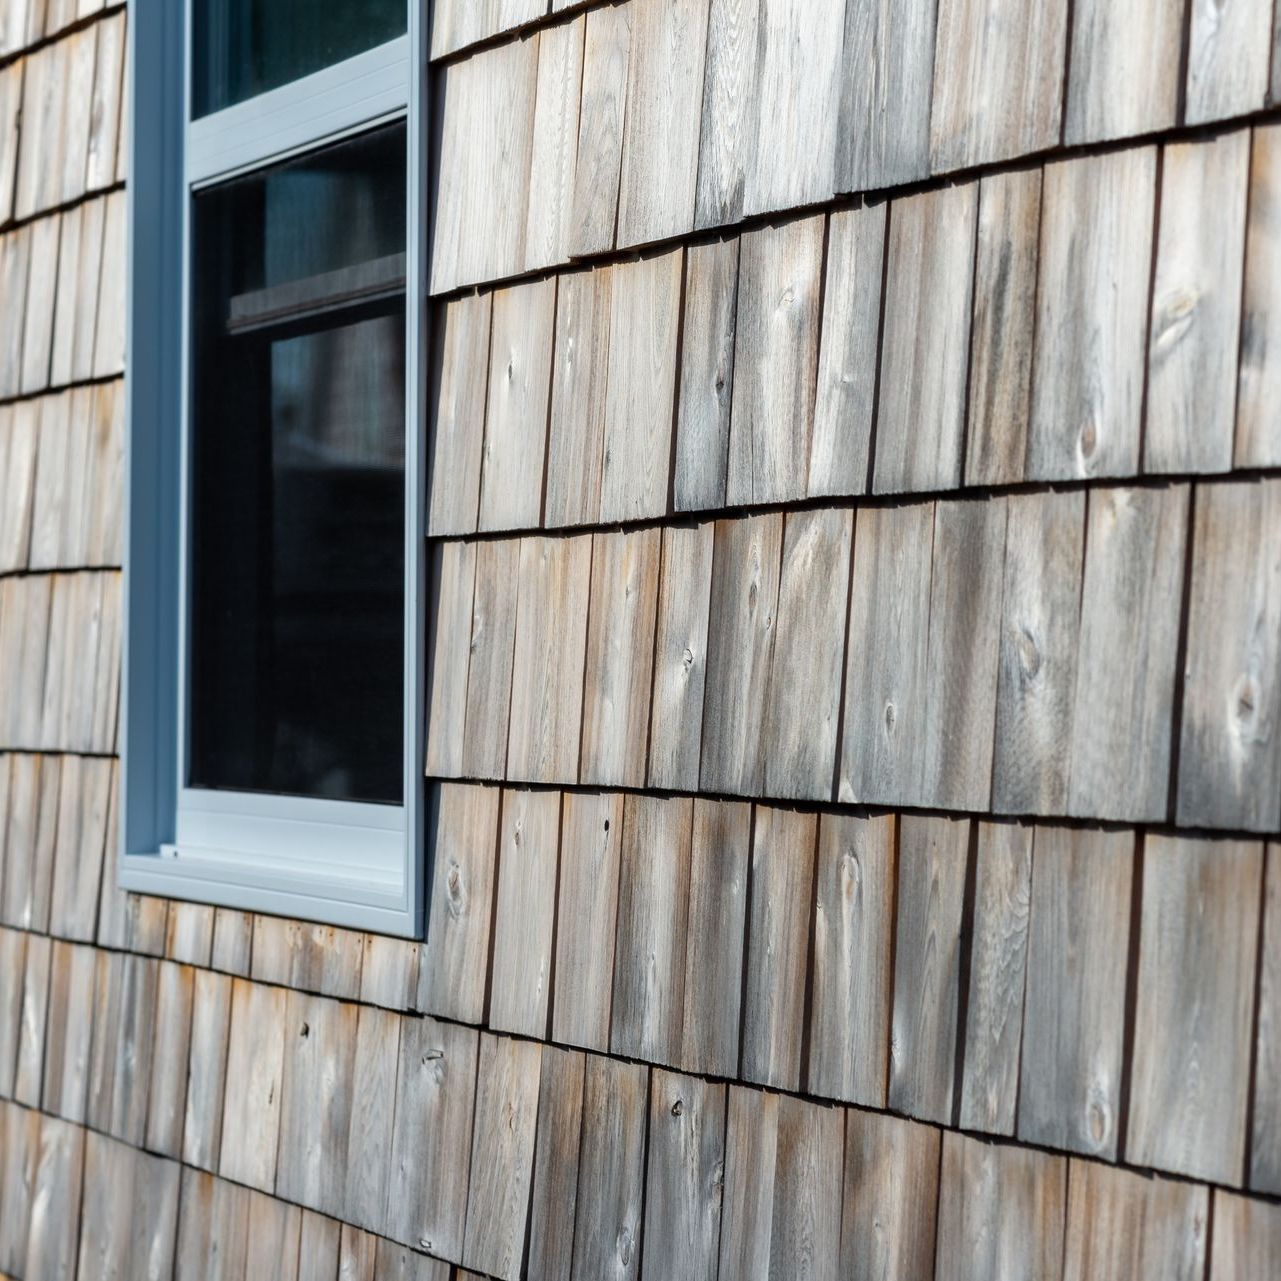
[120,0,428,936]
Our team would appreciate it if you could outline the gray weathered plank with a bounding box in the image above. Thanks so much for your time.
[299,1207,340,1280]
[648,520,715,791]
[675,238,739,511]
[571,1055,649,1281]
[1018,826,1133,1159]
[611,794,693,1065]
[386,1017,477,1260]
[360,931,420,1011]
[0,61,22,225]
[616,0,709,248]
[1186,0,1271,124]
[166,901,215,967]
[679,798,750,1078]
[183,969,232,1173]
[506,534,592,784]
[479,278,556,533]
[218,977,286,1191]
[873,184,977,494]
[726,216,824,506]
[1146,131,1250,475]
[15,933,50,1108]
[838,0,937,191]
[246,1191,301,1281]
[958,821,1032,1137]
[581,527,661,787]
[888,815,969,1123]
[424,539,476,779]
[0,929,24,1098]
[1127,834,1263,1184]
[991,490,1085,816]
[339,1223,378,1281]
[694,0,758,229]
[526,16,585,272]
[1254,845,1281,1192]
[1064,0,1183,144]
[40,940,95,1124]
[1178,479,1281,832]
[1027,148,1156,481]
[78,1134,180,1281]
[930,0,1067,171]
[429,0,545,59]
[1068,485,1188,822]
[838,501,935,807]
[699,513,783,795]
[742,806,816,1090]
[768,1095,843,1281]
[935,1133,1067,1281]
[144,959,194,1158]
[462,537,520,780]
[489,788,561,1039]
[464,1034,543,1281]
[717,1085,777,1280]
[965,168,1042,486]
[809,203,884,498]
[0,1101,39,1276]
[841,1110,941,1281]
[1238,123,1281,467]
[807,812,896,1107]
[1212,1191,1281,1279]
[342,1004,400,1232]
[419,782,500,1024]
[86,11,125,192]
[173,1167,249,1281]
[642,1069,726,1281]
[600,248,682,523]
[921,498,1007,811]
[527,1045,585,1281]
[552,790,624,1052]
[211,908,253,976]
[23,1114,85,1281]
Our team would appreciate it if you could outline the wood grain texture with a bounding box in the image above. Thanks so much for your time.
[839,502,935,807]
[424,539,476,779]
[526,16,585,272]
[642,1069,726,1281]
[527,1045,585,1281]
[930,0,1067,171]
[462,537,520,780]
[611,794,693,1066]
[0,1101,38,1276]
[246,1191,301,1281]
[86,11,124,192]
[1068,485,1188,821]
[552,790,624,1052]
[419,782,500,1024]
[386,1017,477,1260]
[571,1055,649,1281]
[1255,845,1281,1192]
[428,293,490,537]
[1239,123,1281,466]
[144,959,194,1158]
[680,798,750,1078]
[742,806,816,1091]
[648,520,715,791]
[1062,1160,1208,1281]
[0,62,22,225]
[699,513,783,795]
[1178,479,1281,832]
[1146,132,1250,475]
[489,788,561,1038]
[1065,0,1183,144]
[717,1085,777,1280]
[1186,0,1271,124]
[838,0,937,191]
[1027,149,1156,481]
[809,203,884,498]
[992,490,1085,816]
[695,0,759,228]
[183,969,231,1173]
[429,0,545,60]
[580,527,661,787]
[211,909,253,977]
[506,534,592,783]
[965,168,1042,486]
[218,978,286,1192]
[0,929,24,1099]
[343,1005,400,1232]
[1212,1191,1281,1279]
[675,238,739,511]
[546,267,611,528]
[958,822,1032,1137]
[41,940,95,1124]
[570,3,632,257]
[921,498,1007,811]
[1127,834,1262,1184]
[935,1133,1066,1281]
[727,216,824,506]
[761,507,853,801]
[1019,826,1133,1159]
[807,813,895,1106]
[90,953,158,1146]
[360,933,419,1012]
[174,1168,249,1281]
[767,1095,843,1281]
[841,1110,941,1281]
[616,0,709,248]
[600,248,682,523]
[888,815,969,1123]
[23,1114,84,1281]
[873,185,977,494]
[479,278,556,533]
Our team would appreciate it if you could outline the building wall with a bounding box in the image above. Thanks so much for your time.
[1,0,1281,1277]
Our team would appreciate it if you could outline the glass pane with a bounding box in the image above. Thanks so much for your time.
[193,0,406,118]
[188,124,407,805]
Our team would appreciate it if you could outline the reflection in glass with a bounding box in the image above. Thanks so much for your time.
[193,0,406,118]
[188,124,406,804]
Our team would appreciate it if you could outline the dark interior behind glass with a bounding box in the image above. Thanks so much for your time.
[193,0,406,118]
[189,124,406,805]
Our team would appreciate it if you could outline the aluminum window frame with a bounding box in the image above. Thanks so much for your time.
[120,0,427,936]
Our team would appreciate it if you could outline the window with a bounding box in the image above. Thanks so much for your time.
[121,0,426,934]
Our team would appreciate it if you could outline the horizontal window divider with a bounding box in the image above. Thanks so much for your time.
[226,252,407,334]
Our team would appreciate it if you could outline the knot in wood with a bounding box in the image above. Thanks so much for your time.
[299,1022,310,1039]
[671,1099,684,1117]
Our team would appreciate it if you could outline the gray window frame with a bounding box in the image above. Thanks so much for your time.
[119,0,428,937]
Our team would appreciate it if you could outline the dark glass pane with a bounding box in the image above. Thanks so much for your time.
[193,0,406,118]
[188,125,407,805]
